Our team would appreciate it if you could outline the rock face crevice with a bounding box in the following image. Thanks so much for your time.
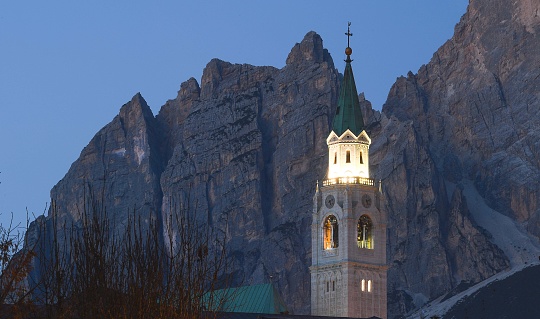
[255,78,277,235]
[26,1,540,317]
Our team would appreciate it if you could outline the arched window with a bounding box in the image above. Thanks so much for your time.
[323,215,339,249]
[359,152,363,164]
[361,279,365,292]
[357,215,373,249]
[346,150,351,163]
[368,280,372,292]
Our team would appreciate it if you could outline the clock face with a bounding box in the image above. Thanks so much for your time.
[362,194,372,208]
[325,195,335,209]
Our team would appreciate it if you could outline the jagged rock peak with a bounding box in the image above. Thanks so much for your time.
[359,92,366,101]
[200,58,235,99]
[119,92,154,120]
[156,78,200,129]
[286,31,334,68]
[179,77,201,100]
[201,59,232,82]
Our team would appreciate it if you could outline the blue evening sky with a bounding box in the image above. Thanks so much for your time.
[0,1,468,229]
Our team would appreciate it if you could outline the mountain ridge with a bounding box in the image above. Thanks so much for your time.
[24,1,540,317]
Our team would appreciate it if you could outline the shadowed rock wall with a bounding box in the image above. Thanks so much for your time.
[381,0,539,314]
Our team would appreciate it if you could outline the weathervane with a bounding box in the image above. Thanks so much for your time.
[345,22,353,61]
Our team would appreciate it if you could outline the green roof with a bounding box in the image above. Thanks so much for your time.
[205,284,288,314]
[331,57,365,136]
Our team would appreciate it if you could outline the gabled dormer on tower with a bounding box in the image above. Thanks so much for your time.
[325,37,372,183]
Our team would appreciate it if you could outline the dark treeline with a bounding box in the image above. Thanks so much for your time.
[0,188,232,319]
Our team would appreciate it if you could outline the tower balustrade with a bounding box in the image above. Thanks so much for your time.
[322,176,374,187]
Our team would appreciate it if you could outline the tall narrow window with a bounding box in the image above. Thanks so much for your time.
[360,152,363,164]
[361,279,365,292]
[334,152,337,164]
[333,281,335,291]
[368,280,372,292]
[346,150,351,163]
[357,215,373,249]
[327,281,329,292]
[323,215,339,249]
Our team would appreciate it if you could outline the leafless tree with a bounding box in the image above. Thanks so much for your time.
[26,188,232,319]
[0,213,36,318]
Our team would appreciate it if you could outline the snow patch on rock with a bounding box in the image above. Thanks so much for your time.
[134,133,147,165]
[408,179,540,318]
[461,179,540,266]
[111,148,126,156]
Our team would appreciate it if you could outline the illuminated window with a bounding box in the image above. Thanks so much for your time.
[357,215,373,249]
[368,280,372,292]
[346,150,351,163]
[361,279,365,292]
[360,152,363,164]
[323,215,339,250]
[334,152,337,164]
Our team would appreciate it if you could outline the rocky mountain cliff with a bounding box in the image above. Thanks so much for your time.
[25,0,540,317]
[380,0,540,315]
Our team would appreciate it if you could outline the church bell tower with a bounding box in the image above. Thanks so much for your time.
[310,23,387,319]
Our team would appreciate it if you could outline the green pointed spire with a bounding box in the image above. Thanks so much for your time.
[331,23,365,137]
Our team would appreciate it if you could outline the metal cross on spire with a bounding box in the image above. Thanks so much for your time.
[345,22,353,48]
[344,22,353,61]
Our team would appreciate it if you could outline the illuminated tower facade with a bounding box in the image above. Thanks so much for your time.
[310,24,387,319]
